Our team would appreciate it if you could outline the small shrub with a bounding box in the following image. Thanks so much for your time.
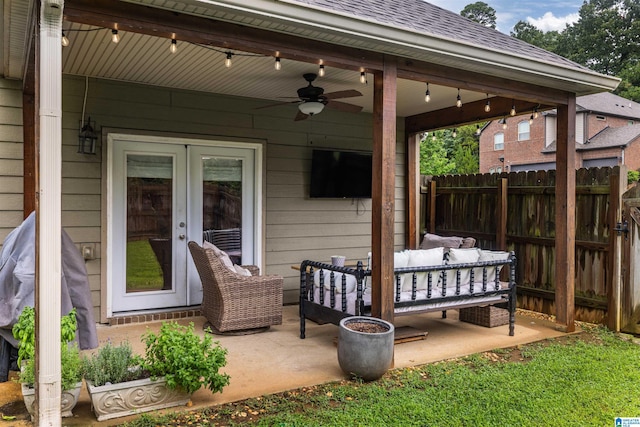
[82,342,144,387]
[142,321,230,394]
[628,170,639,185]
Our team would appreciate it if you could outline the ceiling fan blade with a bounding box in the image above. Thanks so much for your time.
[255,100,299,110]
[325,100,363,113]
[294,110,309,121]
[323,89,363,100]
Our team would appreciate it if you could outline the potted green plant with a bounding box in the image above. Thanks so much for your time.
[12,307,83,419]
[83,321,230,421]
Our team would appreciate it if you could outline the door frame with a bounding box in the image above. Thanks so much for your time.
[105,132,263,318]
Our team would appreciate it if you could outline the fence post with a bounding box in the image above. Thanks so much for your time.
[607,166,625,331]
[497,178,508,251]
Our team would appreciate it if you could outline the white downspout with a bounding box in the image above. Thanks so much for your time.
[37,0,63,424]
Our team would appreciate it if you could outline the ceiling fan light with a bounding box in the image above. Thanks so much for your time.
[298,101,325,116]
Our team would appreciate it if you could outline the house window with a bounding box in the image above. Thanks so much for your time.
[629,120,635,125]
[494,133,504,150]
[517,121,530,141]
[596,115,606,121]
[489,167,495,173]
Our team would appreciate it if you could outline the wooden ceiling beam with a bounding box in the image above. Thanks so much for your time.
[405,97,553,134]
[398,61,572,106]
[63,0,383,72]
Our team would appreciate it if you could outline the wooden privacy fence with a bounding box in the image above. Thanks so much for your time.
[421,167,625,325]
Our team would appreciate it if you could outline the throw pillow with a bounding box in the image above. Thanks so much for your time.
[202,240,235,273]
[233,264,252,276]
[444,247,480,288]
[460,237,476,248]
[473,250,511,284]
[419,233,463,250]
[405,247,445,292]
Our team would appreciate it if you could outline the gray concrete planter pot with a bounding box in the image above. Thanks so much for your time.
[337,316,394,381]
[87,376,191,421]
[21,381,82,420]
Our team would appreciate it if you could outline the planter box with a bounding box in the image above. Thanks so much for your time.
[459,305,509,328]
[87,376,191,421]
[21,382,82,420]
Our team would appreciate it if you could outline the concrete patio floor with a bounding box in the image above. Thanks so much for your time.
[0,305,570,426]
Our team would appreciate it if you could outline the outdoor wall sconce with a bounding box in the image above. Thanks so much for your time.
[78,117,98,154]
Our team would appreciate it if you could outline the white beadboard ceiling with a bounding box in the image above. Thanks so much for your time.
[61,23,485,118]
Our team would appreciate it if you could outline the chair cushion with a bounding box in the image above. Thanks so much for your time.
[473,250,511,283]
[405,247,445,292]
[313,270,357,293]
[460,237,476,248]
[445,247,480,288]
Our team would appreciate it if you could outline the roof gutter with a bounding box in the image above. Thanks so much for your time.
[187,0,620,94]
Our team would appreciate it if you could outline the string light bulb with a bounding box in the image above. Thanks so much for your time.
[510,101,516,116]
[425,83,431,103]
[225,52,233,68]
[484,95,491,113]
[360,71,366,84]
[170,39,177,54]
[500,117,508,130]
[318,64,325,77]
[111,29,120,44]
[274,57,281,70]
[432,133,437,141]
[529,114,534,125]
[452,128,458,138]
[456,88,462,108]
[61,31,69,47]
[533,106,539,119]
[476,124,481,135]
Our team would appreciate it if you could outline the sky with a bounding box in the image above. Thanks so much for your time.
[427,0,583,34]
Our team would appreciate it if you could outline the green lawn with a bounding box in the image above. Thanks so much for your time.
[122,325,640,426]
[126,239,164,291]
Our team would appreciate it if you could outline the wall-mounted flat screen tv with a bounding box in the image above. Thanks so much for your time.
[310,149,372,198]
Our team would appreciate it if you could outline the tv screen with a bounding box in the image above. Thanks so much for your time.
[310,149,372,198]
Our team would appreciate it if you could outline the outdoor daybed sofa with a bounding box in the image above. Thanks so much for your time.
[299,237,517,339]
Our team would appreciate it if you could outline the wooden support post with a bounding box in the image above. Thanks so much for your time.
[406,133,419,249]
[429,180,436,233]
[23,7,39,219]
[497,178,508,251]
[555,98,576,333]
[371,58,397,323]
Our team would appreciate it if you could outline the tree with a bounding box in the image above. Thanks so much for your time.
[510,21,560,52]
[451,126,480,174]
[460,2,496,29]
[511,0,640,102]
[554,0,640,76]
[420,134,455,176]
[420,125,480,176]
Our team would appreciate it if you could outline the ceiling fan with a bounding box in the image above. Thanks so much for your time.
[258,73,363,121]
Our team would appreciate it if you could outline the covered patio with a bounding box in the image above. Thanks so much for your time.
[0,305,569,425]
[0,0,620,423]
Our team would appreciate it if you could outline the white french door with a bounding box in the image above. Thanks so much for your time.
[108,134,260,314]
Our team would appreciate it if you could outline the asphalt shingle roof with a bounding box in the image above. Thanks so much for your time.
[580,124,640,150]
[576,92,640,120]
[288,0,590,71]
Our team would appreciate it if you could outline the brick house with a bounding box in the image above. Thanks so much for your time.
[479,92,640,173]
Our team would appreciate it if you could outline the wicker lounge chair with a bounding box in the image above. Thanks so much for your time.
[188,241,283,334]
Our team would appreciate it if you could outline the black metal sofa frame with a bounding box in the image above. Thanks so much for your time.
[299,252,517,338]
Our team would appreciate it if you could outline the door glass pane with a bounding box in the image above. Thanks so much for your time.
[126,154,173,293]
[201,157,242,264]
